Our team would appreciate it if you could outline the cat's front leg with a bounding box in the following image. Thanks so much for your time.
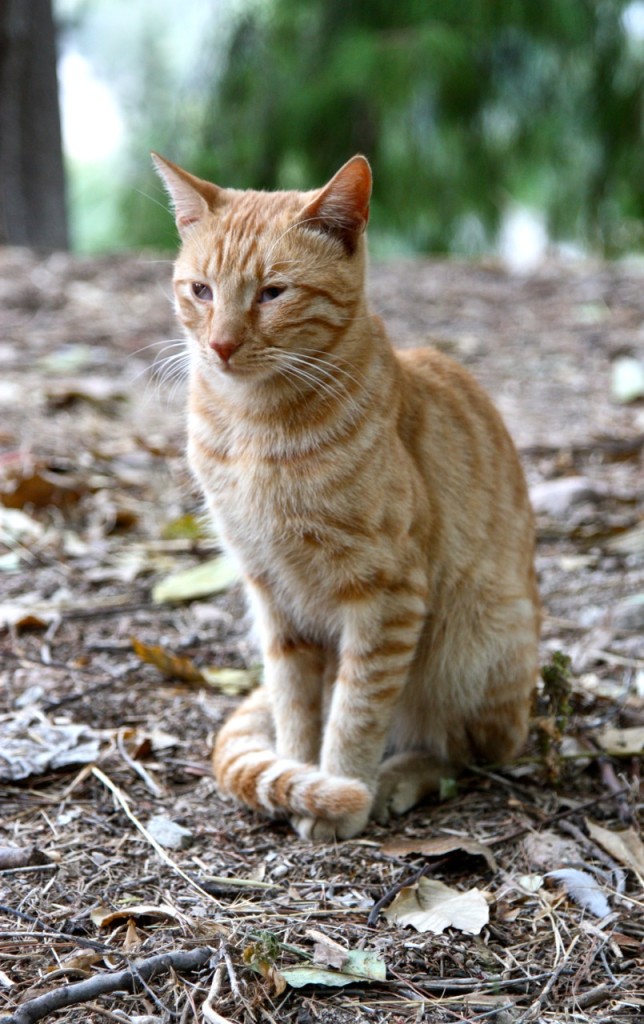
[294,580,428,841]
[247,579,325,764]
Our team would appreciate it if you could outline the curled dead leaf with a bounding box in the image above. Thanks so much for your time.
[585,820,644,878]
[381,833,497,871]
[383,877,489,935]
[91,902,181,929]
[131,637,205,683]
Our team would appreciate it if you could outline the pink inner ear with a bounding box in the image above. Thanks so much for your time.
[302,156,372,249]
[151,153,223,235]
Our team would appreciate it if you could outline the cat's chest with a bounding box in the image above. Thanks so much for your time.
[190,429,341,555]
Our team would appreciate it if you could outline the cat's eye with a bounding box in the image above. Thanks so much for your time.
[257,285,285,304]
[192,282,213,301]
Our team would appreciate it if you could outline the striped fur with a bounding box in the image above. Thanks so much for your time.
[153,153,540,841]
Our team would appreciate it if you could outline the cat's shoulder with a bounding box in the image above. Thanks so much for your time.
[395,344,485,395]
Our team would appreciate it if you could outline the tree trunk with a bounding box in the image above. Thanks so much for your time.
[0,0,69,249]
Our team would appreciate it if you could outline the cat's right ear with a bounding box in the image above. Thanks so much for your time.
[151,153,223,237]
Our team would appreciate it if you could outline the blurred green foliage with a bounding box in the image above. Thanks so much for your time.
[116,0,643,255]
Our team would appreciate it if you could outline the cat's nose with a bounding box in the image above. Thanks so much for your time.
[209,337,240,364]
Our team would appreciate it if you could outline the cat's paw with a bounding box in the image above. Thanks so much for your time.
[372,754,444,825]
[371,775,421,825]
[291,805,371,842]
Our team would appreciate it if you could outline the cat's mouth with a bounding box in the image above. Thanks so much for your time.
[207,351,266,381]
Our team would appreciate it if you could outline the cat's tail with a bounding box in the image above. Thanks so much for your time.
[212,687,371,821]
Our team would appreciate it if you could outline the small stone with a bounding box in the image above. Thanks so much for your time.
[146,814,193,850]
[530,476,608,516]
[612,356,644,404]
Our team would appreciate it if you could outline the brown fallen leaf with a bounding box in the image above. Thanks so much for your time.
[306,928,349,970]
[585,820,644,879]
[123,918,143,951]
[45,949,104,975]
[381,833,497,872]
[91,902,181,929]
[131,637,206,683]
[0,452,86,509]
[0,846,54,871]
[45,376,126,408]
[522,830,581,871]
[131,638,260,694]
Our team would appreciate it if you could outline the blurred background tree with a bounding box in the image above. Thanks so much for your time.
[1,0,68,248]
[55,0,644,258]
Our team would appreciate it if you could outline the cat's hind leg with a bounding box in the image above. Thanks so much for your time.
[371,751,450,824]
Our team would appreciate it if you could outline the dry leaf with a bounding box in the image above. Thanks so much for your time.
[46,376,126,408]
[594,726,644,755]
[547,868,611,918]
[201,666,261,694]
[131,641,260,694]
[152,555,239,603]
[123,918,142,951]
[516,874,544,894]
[0,710,102,781]
[585,820,644,879]
[522,830,581,870]
[307,928,349,970]
[281,949,386,989]
[382,833,497,871]
[0,593,134,630]
[0,846,53,870]
[91,902,181,929]
[131,638,205,683]
[46,949,104,975]
[0,454,86,509]
[383,877,489,934]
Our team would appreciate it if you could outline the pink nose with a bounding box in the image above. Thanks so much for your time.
[209,338,240,364]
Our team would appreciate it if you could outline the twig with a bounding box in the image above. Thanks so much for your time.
[0,864,57,878]
[91,766,226,911]
[0,905,112,954]
[557,819,626,890]
[587,649,644,670]
[201,939,241,1024]
[0,946,212,1024]
[570,981,618,1010]
[220,940,242,1002]
[116,727,166,798]
[597,756,633,824]
[513,935,580,1023]
[483,784,631,850]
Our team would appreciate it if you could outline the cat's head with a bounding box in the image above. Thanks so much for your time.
[152,154,371,385]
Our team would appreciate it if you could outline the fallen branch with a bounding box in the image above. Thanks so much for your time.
[0,947,213,1024]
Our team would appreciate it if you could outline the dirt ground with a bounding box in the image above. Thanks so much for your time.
[0,247,643,1023]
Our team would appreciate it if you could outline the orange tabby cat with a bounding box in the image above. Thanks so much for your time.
[153,152,540,841]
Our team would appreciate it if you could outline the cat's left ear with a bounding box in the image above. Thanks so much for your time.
[151,153,224,237]
[300,155,372,253]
